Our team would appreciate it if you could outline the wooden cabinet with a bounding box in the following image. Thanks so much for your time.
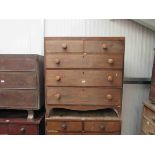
[141,101,155,135]
[45,37,125,135]
[0,55,44,111]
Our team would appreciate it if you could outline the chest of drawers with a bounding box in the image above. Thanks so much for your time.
[141,101,155,135]
[0,55,44,111]
[45,37,125,134]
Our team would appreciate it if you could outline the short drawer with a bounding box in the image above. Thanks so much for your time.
[46,121,82,133]
[0,124,8,135]
[46,70,122,87]
[9,124,38,135]
[143,106,155,124]
[46,87,121,106]
[0,72,37,89]
[84,121,121,133]
[84,40,124,53]
[0,55,37,71]
[0,90,38,109]
[46,53,123,69]
[142,117,155,135]
[45,40,83,53]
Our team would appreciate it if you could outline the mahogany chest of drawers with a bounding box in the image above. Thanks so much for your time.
[45,37,125,135]
[141,101,155,135]
[0,55,44,112]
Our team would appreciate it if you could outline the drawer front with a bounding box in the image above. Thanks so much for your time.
[0,55,37,71]
[46,121,82,132]
[0,90,38,109]
[150,83,155,101]
[0,72,37,89]
[142,117,155,135]
[84,121,121,132]
[46,70,122,87]
[46,53,123,69]
[84,40,124,53]
[0,124,8,135]
[9,124,38,135]
[45,40,83,53]
[47,87,121,106]
[143,106,155,123]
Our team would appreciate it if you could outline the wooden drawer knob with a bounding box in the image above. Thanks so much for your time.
[106,94,113,100]
[100,125,105,130]
[55,58,60,64]
[62,43,67,49]
[61,123,67,130]
[108,59,114,64]
[107,75,113,82]
[56,76,61,81]
[102,44,107,49]
[55,93,61,100]
[20,127,26,134]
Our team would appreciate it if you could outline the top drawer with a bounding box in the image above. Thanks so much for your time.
[45,40,83,53]
[84,40,124,53]
[0,55,37,71]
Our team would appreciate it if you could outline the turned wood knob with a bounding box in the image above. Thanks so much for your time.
[55,58,60,64]
[55,93,61,100]
[107,75,113,82]
[61,123,67,130]
[102,44,107,49]
[108,58,114,64]
[20,127,26,133]
[106,94,113,100]
[62,43,67,49]
[100,125,105,130]
[56,76,61,81]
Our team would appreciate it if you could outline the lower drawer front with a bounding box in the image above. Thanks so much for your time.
[142,117,155,135]
[0,90,38,109]
[9,124,38,135]
[84,121,121,133]
[0,124,8,135]
[47,87,121,106]
[47,132,120,135]
[46,121,82,133]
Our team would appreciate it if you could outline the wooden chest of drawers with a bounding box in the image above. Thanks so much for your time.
[45,37,125,135]
[141,101,155,135]
[0,55,44,111]
[0,110,44,135]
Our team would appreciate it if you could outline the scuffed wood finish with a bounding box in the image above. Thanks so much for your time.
[46,87,121,106]
[46,70,122,87]
[46,53,123,69]
[0,54,44,110]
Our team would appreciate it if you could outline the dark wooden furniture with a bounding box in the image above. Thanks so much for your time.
[45,37,125,135]
[0,55,44,119]
[0,110,44,135]
[141,101,155,135]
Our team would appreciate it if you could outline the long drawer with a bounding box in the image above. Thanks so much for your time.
[0,90,38,109]
[46,53,123,69]
[46,87,121,106]
[0,72,37,89]
[46,70,122,87]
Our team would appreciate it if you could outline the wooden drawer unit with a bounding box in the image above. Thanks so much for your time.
[0,55,44,112]
[141,101,155,135]
[46,70,122,87]
[45,37,125,135]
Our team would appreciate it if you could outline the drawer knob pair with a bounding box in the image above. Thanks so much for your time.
[106,94,113,100]
[56,76,61,81]
[62,43,67,49]
[55,93,61,100]
[55,58,60,64]
[108,58,114,64]
[107,75,113,82]
[102,44,107,49]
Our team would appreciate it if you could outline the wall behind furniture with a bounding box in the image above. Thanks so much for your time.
[45,19,155,134]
